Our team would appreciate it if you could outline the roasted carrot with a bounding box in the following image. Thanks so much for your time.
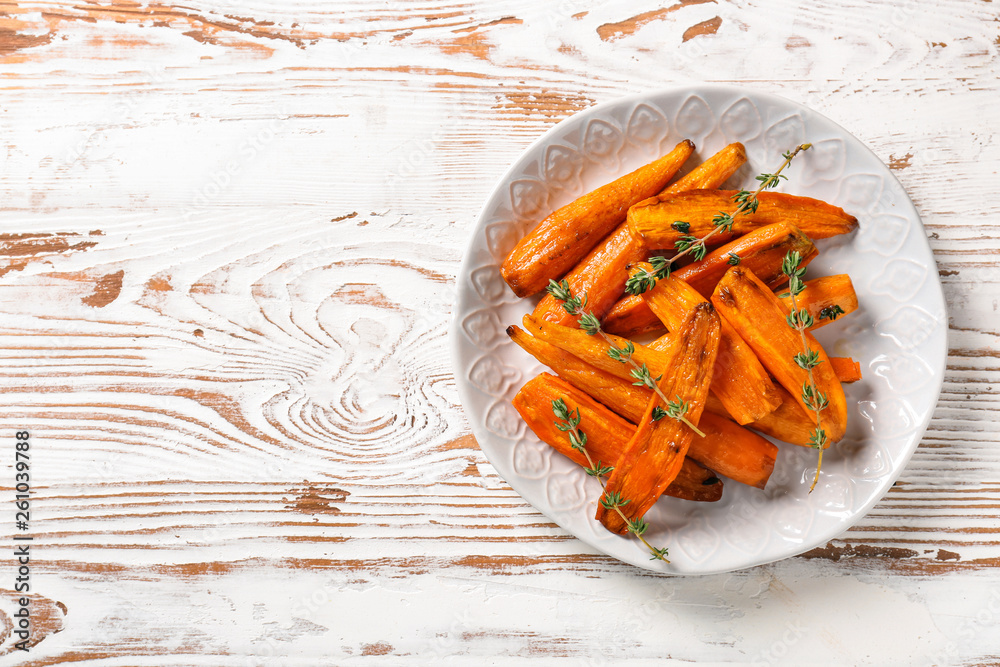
[506,325,651,423]
[830,357,862,383]
[602,222,819,337]
[775,274,858,330]
[599,296,664,339]
[675,222,819,297]
[596,303,720,534]
[521,314,671,383]
[513,373,723,502]
[706,389,815,447]
[658,142,747,195]
[511,319,851,449]
[529,224,649,325]
[705,357,859,445]
[634,266,781,424]
[696,413,777,490]
[711,266,847,442]
[531,143,748,326]
[501,140,695,298]
[670,458,725,503]
[628,189,857,250]
[510,329,782,486]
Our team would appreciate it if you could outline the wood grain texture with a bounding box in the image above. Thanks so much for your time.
[1,0,999,663]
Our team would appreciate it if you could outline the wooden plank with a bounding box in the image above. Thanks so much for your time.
[0,0,998,662]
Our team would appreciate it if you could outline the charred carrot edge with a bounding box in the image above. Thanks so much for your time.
[602,222,819,337]
[670,459,725,502]
[628,189,858,250]
[596,303,721,534]
[510,328,783,486]
[711,266,847,442]
[501,140,695,298]
[775,274,859,330]
[634,265,781,424]
[512,373,723,502]
[506,325,650,423]
[521,314,671,383]
[830,357,862,383]
[532,143,748,326]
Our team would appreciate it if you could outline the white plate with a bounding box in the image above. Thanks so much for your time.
[450,84,946,575]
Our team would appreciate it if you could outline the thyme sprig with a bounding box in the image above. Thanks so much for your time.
[665,397,705,438]
[781,250,829,492]
[552,398,669,562]
[546,279,704,440]
[625,144,812,296]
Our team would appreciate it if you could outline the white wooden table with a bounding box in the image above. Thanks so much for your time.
[1,1,998,664]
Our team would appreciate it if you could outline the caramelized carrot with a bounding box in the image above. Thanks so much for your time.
[830,357,862,383]
[676,222,819,297]
[596,303,721,534]
[775,274,859,330]
[696,413,777,490]
[513,373,723,502]
[532,143,748,326]
[501,140,695,298]
[658,142,748,195]
[705,358,858,446]
[509,330,782,486]
[635,266,781,424]
[603,222,819,337]
[707,390,811,447]
[711,267,847,442]
[521,314,671,383]
[530,224,649,325]
[506,325,651,423]
[600,296,664,339]
[510,321,847,449]
[628,189,857,250]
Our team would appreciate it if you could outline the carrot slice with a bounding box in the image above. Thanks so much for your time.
[775,274,858,330]
[501,140,695,297]
[711,266,847,442]
[513,373,724,502]
[531,143,748,326]
[628,189,857,250]
[635,266,781,424]
[596,303,720,534]
[603,221,819,337]
[675,222,819,297]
